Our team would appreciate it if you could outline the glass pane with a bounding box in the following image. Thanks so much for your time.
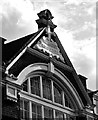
[65,94,73,109]
[37,115,42,118]
[55,110,64,120]
[20,100,23,109]
[24,110,29,119]
[54,83,62,104]
[30,76,40,96]
[32,103,36,113]
[32,102,42,119]
[37,105,41,115]
[44,106,53,119]
[65,94,69,107]
[22,80,28,92]
[24,101,29,110]
[32,113,36,119]
[42,77,52,100]
[66,114,76,120]
[20,99,29,119]
[36,88,40,96]
[20,109,23,119]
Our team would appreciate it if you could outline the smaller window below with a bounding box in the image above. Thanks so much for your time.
[44,106,53,119]
[66,114,76,120]
[32,102,42,119]
[20,99,29,119]
[55,110,64,120]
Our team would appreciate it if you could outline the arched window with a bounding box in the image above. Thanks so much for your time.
[20,74,77,119]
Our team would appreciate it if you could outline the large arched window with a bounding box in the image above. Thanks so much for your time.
[20,74,76,119]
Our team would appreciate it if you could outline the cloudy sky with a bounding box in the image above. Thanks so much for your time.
[0,0,97,90]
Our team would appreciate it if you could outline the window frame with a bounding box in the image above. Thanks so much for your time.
[20,99,29,119]
[30,76,41,96]
[42,76,52,100]
[32,101,42,119]
[20,74,76,119]
[21,75,74,109]
[6,84,17,99]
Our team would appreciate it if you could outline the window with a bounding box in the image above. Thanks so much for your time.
[20,99,29,120]
[30,76,40,96]
[21,75,75,119]
[22,80,28,92]
[66,114,76,120]
[44,106,53,119]
[65,94,73,109]
[55,110,64,120]
[7,85,17,99]
[54,83,62,105]
[8,86,15,96]
[42,77,52,100]
[21,75,75,108]
[32,102,42,119]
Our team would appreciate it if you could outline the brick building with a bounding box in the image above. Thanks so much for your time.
[1,9,98,120]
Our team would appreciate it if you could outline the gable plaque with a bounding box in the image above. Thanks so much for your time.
[34,36,64,62]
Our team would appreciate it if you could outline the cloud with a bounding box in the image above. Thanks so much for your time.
[73,25,95,40]
[71,40,96,90]
[58,2,96,36]
[72,51,96,90]
[64,0,97,5]
[0,0,37,40]
[72,52,94,73]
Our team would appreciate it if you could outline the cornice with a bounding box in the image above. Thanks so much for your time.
[26,47,73,73]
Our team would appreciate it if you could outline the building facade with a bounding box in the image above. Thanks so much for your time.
[1,9,98,120]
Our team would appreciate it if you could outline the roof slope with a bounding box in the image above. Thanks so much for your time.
[2,28,43,64]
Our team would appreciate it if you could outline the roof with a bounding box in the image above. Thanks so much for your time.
[2,28,43,64]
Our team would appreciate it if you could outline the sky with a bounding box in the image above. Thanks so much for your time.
[0,0,97,90]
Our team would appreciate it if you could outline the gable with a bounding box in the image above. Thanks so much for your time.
[33,33,64,62]
[3,9,93,109]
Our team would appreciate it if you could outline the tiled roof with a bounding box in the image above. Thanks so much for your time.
[2,28,43,64]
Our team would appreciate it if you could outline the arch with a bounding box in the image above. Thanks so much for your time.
[15,63,84,109]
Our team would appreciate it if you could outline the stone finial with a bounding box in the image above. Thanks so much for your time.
[37,9,54,20]
[36,9,57,29]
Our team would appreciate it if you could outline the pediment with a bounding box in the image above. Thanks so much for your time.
[33,35,65,62]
